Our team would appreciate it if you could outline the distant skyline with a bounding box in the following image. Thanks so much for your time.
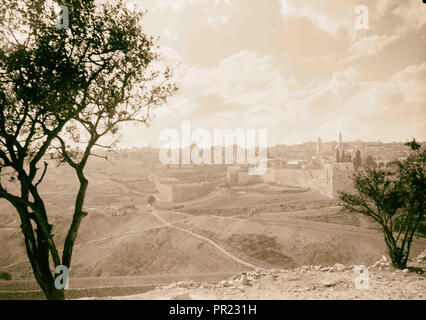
[113,133,423,150]
[115,0,426,148]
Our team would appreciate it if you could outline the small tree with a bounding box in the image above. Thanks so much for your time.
[0,0,176,299]
[0,271,12,281]
[340,140,425,269]
[353,149,362,171]
[147,195,156,207]
[405,138,421,151]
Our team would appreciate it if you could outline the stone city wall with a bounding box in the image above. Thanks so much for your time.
[261,163,354,198]
[149,170,219,203]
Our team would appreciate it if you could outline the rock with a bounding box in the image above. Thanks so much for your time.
[402,269,409,273]
[164,283,177,289]
[333,263,346,271]
[220,280,233,287]
[322,280,339,287]
[416,249,426,262]
[373,259,386,268]
[204,283,214,289]
[170,293,192,300]
[239,275,249,286]
[320,267,330,272]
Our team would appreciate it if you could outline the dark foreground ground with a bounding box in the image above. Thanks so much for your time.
[0,272,235,300]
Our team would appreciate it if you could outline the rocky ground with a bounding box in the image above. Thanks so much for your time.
[105,250,426,300]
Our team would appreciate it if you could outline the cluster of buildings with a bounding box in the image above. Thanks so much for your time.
[226,132,358,198]
[146,132,359,202]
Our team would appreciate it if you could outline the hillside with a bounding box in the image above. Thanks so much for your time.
[106,251,426,300]
[1,158,425,296]
[2,205,425,280]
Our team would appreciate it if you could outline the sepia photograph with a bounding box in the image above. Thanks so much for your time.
[0,0,425,308]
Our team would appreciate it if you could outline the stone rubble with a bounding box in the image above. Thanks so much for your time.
[147,251,426,300]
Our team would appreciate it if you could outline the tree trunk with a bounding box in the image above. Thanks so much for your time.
[389,247,407,270]
[31,262,66,300]
[44,285,65,300]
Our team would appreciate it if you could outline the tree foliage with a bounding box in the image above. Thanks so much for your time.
[364,155,375,168]
[340,140,425,269]
[353,149,362,171]
[0,0,177,299]
[147,195,156,206]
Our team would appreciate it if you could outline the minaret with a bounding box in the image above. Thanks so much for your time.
[316,137,322,157]
[339,132,342,145]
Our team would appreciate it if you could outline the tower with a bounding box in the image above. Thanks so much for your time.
[335,132,343,163]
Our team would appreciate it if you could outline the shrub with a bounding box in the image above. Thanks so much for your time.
[0,271,12,281]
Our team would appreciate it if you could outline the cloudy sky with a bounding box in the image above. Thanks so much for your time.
[119,0,426,147]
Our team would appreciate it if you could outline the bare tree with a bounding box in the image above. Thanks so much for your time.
[0,0,176,299]
[340,140,425,269]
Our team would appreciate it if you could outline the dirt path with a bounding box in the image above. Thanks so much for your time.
[258,206,343,217]
[166,208,383,239]
[0,215,192,270]
[150,210,259,270]
[102,176,260,270]
[149,207,426,252]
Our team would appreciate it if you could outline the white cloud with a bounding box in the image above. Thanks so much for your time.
[314,63,426,142]
[347,34,399,61]
[117,1,426,146]
[392,1,426,33]
[279,0,356,35]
